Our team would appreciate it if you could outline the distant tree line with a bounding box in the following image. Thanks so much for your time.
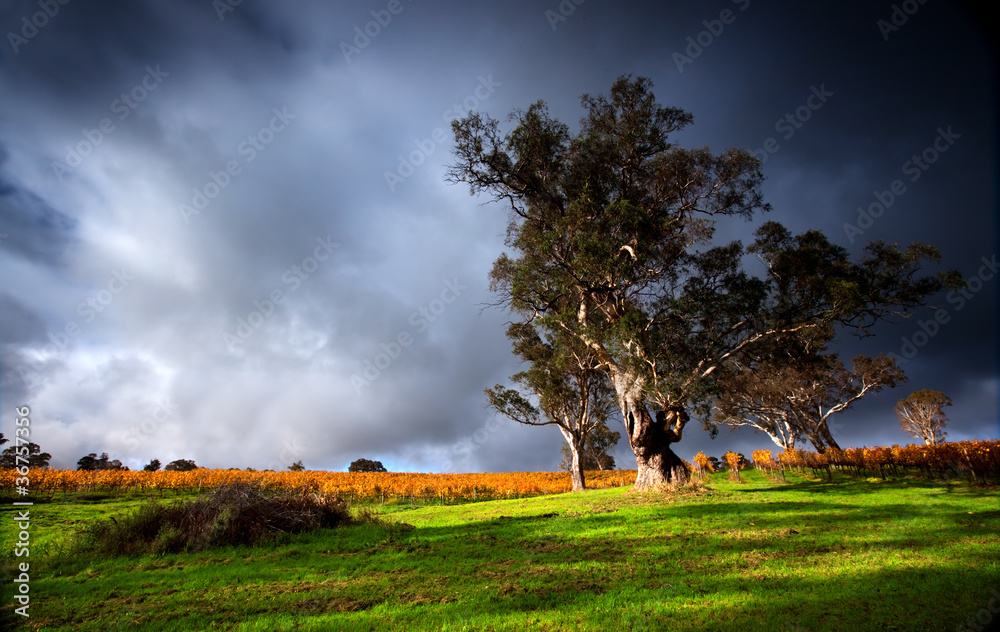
[0,435,51,469]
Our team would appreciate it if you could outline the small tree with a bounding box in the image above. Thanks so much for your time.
[0,442,52,469]
[348,458,386,473]
[164,459,198,471]
[487,323,616,492]
[896,389,951,445]
[288,460,306,471]
[142,459,161,472]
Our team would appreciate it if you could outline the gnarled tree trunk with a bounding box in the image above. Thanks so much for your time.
[629,406,690,489]
[613,371,689,490]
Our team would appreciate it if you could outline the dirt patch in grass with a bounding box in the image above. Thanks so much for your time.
[293,595,379,614]
[76,493,113,502]
[496,576,608,600]
[495,512,560,522]
[397,591,458,605]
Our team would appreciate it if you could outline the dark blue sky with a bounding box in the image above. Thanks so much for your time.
[0,0,996,471]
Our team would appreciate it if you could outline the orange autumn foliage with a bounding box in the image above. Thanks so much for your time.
[0,468,638,500]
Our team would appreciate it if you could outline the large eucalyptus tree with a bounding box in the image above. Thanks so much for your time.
[449,75,956,489]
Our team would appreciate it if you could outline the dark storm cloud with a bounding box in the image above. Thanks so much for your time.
[0,0,995,472]
[0,148,77,265]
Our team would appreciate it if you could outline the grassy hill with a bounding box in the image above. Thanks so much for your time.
[3,470,998,631]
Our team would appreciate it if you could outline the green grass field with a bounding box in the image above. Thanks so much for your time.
[3,471,999,631]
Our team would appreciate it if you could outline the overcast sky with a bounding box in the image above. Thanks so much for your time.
[0,0,996,473]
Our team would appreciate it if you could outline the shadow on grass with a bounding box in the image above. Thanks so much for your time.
[10,477,1000,632]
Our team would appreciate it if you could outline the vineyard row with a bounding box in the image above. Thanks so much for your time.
[742,439,1000,483]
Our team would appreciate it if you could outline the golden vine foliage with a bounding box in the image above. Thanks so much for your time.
[723,451,742,482]
[751,450,772,468]
[693,452,714,476]
[5,439,995,495]
[0,468,638,500]
[752,449,778,473]
[776,439,999,482]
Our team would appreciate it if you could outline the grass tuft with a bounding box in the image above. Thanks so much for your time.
[71,482,357,556]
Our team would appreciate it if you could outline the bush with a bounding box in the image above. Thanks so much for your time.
[76,452,125,471]
[348,458,387,473]
[72,483,355,557]
[0,442,51,469]
[164,459,198,471]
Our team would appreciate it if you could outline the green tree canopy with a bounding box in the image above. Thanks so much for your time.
[164,459,198,472]
[348,458,386,473]
[0,441,52,470]
[77,452,126,471]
